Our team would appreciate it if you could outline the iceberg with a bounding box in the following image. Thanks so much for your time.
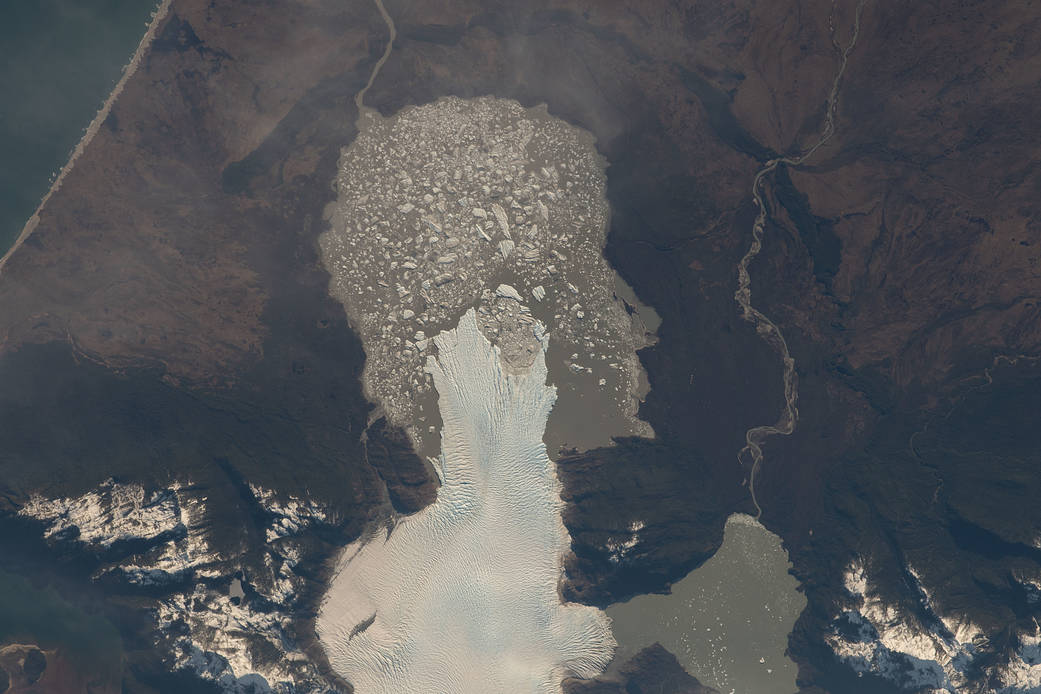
[317,309,614,693]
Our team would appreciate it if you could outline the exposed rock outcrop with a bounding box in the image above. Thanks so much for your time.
[563,644,719,694]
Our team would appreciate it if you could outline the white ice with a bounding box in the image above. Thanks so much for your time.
[316,309,615,693]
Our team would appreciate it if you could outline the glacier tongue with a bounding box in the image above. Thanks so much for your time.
[316,308,615,693]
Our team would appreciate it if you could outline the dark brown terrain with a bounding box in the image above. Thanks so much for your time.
[1,0,1040,691]
[563,643,720,694]
[0,644,119,694]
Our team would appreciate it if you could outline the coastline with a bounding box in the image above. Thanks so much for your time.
[0,0,173,276]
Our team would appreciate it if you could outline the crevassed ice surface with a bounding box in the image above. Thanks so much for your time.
[316,310,615,692]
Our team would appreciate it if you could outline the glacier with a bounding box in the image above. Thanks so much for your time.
[316,309,615,693]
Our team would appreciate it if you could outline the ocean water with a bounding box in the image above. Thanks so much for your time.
[0,566,123,674]
[0,0,157,253]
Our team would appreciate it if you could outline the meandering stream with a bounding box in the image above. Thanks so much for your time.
[734,0,867,518]
[355,0,396,118]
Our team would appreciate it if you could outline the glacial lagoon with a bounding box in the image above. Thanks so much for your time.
[608,514,806,694]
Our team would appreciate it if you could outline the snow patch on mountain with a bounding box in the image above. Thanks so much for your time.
[114,487,221,584]
[994,626,1041,693]
[826,558,985,692]
[249,484,335,543]
[157,577,318,694]
[605,520,644,564]
[17,478,330,691]
[19,478,186,548]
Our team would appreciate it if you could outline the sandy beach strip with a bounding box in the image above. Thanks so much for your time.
[0,0,175,275]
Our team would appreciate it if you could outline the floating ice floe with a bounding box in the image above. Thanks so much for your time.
[492,202,511,238]
[495,283,523,301]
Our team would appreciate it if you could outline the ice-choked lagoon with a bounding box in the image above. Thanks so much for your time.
[316,310,615,692]
[319,95,651,460]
